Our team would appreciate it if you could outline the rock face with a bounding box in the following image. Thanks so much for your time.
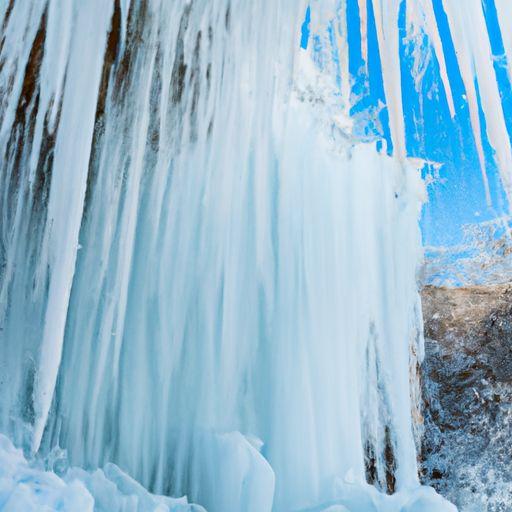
[420,285,512,512]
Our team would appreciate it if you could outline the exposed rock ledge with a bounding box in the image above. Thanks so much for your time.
[420,284,512,512]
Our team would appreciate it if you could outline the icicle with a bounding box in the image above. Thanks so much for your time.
[442,0,512,204]
[358,0,368,72]
[31,0,113,452]
[119,0,131,52]
[28,0,74,179]
[407,0,455,118]
[495,0,512,83]
[335,0,352,114]
[372,0,406,158]
[0,1,47,143]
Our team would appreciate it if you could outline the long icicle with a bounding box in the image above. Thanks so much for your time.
[31,0,113,452]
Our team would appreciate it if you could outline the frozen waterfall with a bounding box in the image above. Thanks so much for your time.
[1,1,510,511]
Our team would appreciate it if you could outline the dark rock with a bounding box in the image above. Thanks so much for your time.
[420,284,512,511]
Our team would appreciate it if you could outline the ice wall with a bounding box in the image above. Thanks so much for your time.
[2,0,509,511]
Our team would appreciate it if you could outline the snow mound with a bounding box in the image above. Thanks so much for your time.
[301,481,457,512]
[0,434,204,512]
[0,432,457,512]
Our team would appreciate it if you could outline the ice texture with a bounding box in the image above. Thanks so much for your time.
[0,434,204,512]
[2,0,510,510]
[0,432,457,512]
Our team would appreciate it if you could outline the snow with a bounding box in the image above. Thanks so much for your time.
[0,434,204,512]
[0,433,456,512]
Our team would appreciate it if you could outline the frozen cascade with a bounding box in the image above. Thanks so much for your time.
[2,0,512,511]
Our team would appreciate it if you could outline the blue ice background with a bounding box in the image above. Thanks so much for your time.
[301,0,512,253]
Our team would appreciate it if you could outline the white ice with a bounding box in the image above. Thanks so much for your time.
[0,432,456,512]
[3,0,510,510]
[0,434,204,512]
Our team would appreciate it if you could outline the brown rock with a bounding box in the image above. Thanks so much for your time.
[420,284,512,511]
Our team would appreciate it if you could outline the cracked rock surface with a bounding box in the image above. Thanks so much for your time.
[420,284,512,512]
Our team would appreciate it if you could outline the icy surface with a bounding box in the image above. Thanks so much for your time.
[0,431,457,512]
[0,434,204,512]
[0,4,430,510]
[303,484,456,512]
[2,0,511,510]
[422,219,512,287]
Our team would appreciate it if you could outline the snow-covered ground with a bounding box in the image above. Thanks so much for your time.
[0,434,204,512]
[0,433,457,512]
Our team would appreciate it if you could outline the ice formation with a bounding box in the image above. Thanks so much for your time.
[0,0,511,511]
[0,431,457,512]
[0,433,204,511]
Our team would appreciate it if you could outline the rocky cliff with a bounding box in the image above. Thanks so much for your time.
[420,285,512,511]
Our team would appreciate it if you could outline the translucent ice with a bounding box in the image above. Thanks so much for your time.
[4,0,511,510]
[0,434,204,512]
